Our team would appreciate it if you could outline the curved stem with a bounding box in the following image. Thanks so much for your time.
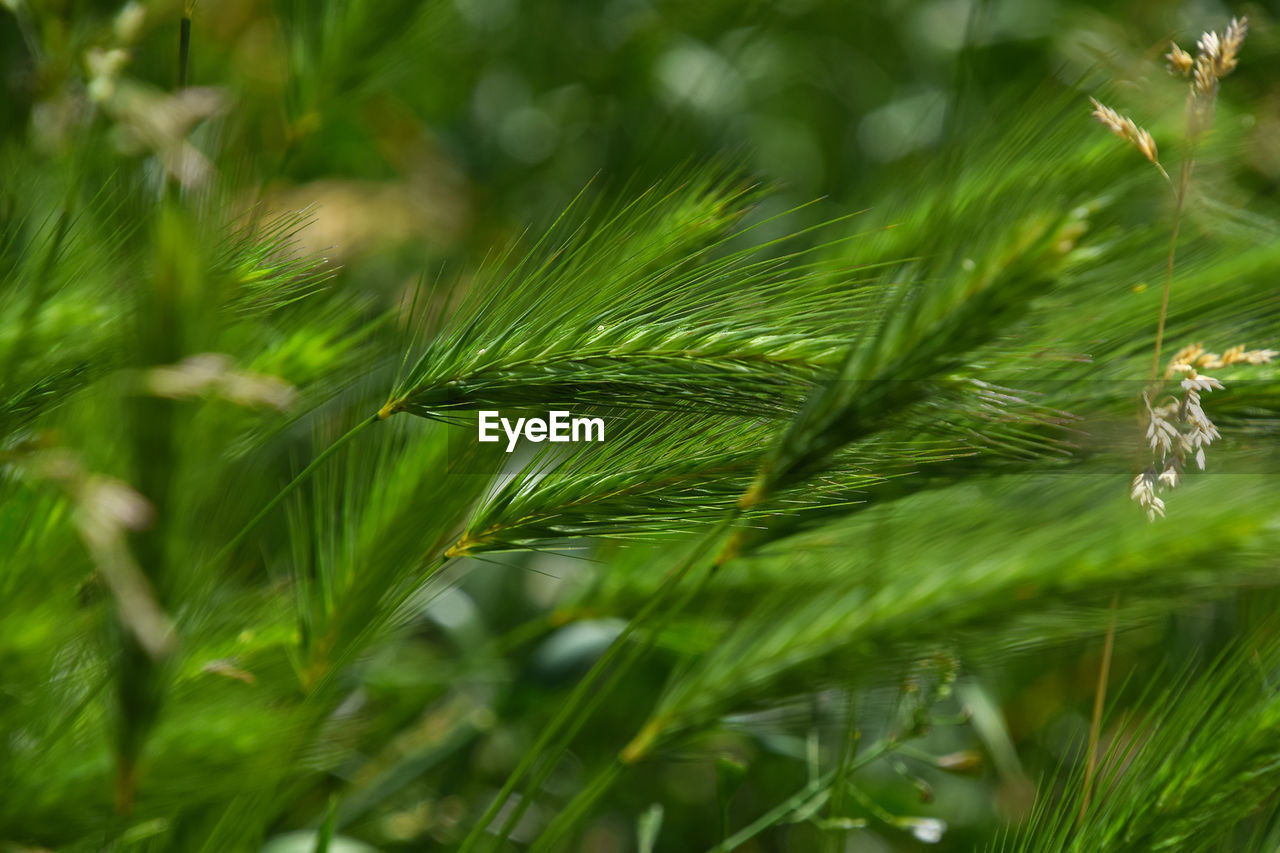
[178,11,191,88]
[458,517,735,853]
[527,761,624,853]
[214,413,379,565]
[706,738,896,853]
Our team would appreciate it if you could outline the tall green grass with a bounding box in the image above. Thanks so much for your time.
[2,4,1279,852]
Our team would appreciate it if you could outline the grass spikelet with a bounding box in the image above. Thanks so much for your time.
[1187,17,1248,136]
[443,412,995,558]
[215,206,337,317]
[616,475,1280,765]
[1088,98,1165,178]
[1203,16,1247,79]
[381,175,870,422]
[1133,341,1275,517]
[1165,42,1194,76]
[738,202,1088,517]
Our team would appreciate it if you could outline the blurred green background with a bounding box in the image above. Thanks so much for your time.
[9,0,1277,300]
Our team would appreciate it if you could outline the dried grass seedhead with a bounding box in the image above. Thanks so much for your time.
[1192,53,1218,100]
[1089,97,1162,174]
[1196,31,1222,69]
[13,447,176,656]
[1165,342,1278,377]
[1188,16,1247,135]
[1133,343,1274,521]
[1094,16,1248,174]
[1208,16,1248,78]
[145,352,296,410]
[1165,42,1194,76]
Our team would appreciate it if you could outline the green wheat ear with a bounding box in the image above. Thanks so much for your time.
[215,177,874,559]
[383,173,873,423]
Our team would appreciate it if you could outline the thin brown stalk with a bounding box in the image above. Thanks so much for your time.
[1079,594,1118,823]
[1102,75,1200,812]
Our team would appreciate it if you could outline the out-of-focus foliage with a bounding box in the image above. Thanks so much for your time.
[3,1,1280,851]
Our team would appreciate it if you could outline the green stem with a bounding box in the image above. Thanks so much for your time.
[178,11,191,88]
[1079,594,1117,824]
[458,518,734,853]
[714,771,833,853]
[214,413,379,565]
[527,761,624,853]
[492,518,743,848]
[706,739,896,853]
[493,639,644,845]
[824,692,861,853]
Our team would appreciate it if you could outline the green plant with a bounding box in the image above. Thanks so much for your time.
[3,4,1279,852]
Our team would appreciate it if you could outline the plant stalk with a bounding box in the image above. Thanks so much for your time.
[178,10,192,88]
[707,738,896,853]
[458,517,735,852]
[214,414,379,565]
[526,761,624,852]
[1079,594,1118,823]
